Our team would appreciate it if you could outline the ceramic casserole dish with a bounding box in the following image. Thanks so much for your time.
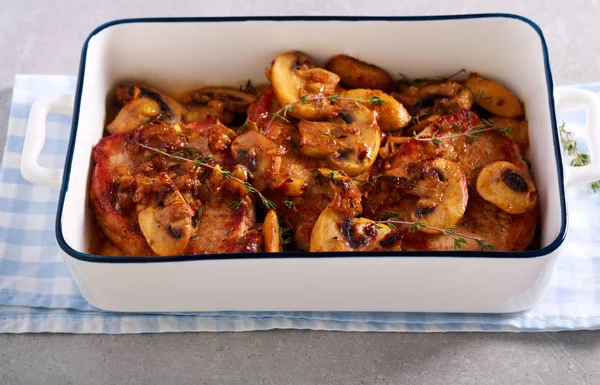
[19,15,600,313]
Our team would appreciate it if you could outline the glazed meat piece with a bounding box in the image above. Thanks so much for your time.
[91,119,263,256]
[232,86,333,250]
[91,131,154,256]
[367,110,537,251]
[185,196,263,254]
[394,80,473,117]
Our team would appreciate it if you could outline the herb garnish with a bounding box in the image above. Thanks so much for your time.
[140,144,277,210]
[559,121,600,192]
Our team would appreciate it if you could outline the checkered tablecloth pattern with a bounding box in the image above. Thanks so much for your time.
[0,75,599,333]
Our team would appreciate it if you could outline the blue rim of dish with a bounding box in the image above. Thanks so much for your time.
[55,13,568,264]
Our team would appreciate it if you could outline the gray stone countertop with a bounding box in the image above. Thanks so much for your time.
[1,1,600,384]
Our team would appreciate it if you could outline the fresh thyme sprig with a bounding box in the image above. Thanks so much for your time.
[283,197,295,209]
[266,94,385,131]
[140,144,277,209]
[559,121,600,193]
[375,212,494,251]
[413,118,513,146]
[279,222,294,246]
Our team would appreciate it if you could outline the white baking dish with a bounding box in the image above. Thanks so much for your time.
[19,15,600,313]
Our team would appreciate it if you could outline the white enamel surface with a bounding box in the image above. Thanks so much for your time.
[58,16,569,312]
[63,251,560,313]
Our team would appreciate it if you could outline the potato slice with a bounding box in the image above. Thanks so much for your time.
[325,54,395,91]
[466,73,524,117]
[189,87,257,113]
[298,102,381,176]
[310,169,403,252]
[270,52,340,120]
[137,174,194,256]
[263,210,281,252]
[476,161,537,214]
[340,89,411,131]
[410,158,469,233]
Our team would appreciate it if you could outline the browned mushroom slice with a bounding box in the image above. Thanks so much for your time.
[418,81,463,99]
[189,87,257,113]
[409,158,469,234]
[107,85,187,134]
[476,161,537,214]
[137,174,194,256]
[298,101,381,177]
[340,89,411,132]
[310,169,403,252]
[436,88,474,114]
[270,51,340,120]
[230,129,283,191]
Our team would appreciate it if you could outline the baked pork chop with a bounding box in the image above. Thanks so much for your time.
[91,119,263,256]
[365,110,538,251]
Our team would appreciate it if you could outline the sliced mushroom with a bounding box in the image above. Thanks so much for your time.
[466,73,524,117]
[137,174,194,256]
[311,209,402,252]
[310,169,403,252]
[437,88,474,113]
[393,85,420,107]
[107,97,161,134]
[298,101,381,176]
[270,52,340,120]
[340,89,411,131]
[108,85,187,134]
[410,158,469,233]
[418,81,462,99]
[231,129,283,191]
[263,209,282,252]
[325,54,395,91]
[476,161,537,214]
[189,87,257,113]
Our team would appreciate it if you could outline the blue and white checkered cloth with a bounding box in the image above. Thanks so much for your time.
[1,75,599,333]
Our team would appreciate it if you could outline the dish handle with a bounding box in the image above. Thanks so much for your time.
[555,88,600,188]
[20,94,74,189]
